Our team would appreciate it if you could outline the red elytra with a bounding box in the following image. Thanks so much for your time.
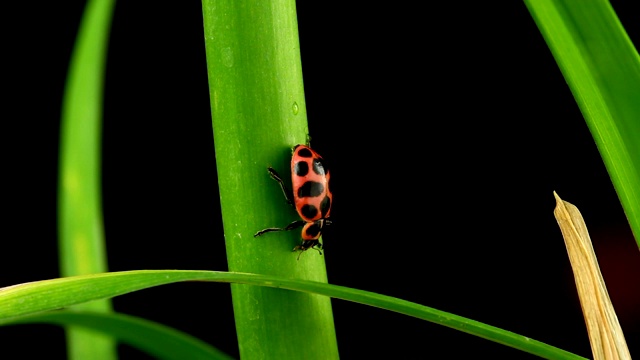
[254,144,332,256]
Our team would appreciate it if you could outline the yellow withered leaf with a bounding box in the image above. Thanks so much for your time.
[553,192,631,360]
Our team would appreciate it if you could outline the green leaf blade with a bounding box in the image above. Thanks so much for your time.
[525,0,640,249]
[0,270,585,359]
[4,311,233,360]
[58,0,116,357]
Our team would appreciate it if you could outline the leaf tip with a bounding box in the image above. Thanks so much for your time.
[553,191,565,214]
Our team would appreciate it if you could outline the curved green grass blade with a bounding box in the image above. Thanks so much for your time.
[0,270,584,360]
[3,311,233,360]
[58,0,116,357]
[59,0,114,282]
[524,1,640,249]
[201,0,338,358]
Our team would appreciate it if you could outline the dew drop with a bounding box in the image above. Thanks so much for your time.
[292,102,299,115]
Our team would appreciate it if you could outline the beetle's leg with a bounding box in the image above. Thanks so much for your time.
[267,167,294,206]
[293,240,323,260]
[295,242,323,255]
[254,220,305,237]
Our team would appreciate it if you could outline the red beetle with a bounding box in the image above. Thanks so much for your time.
[254,144,332,256]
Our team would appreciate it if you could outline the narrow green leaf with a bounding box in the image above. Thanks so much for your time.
[524,0,640,249]
[201,1,338,358]
[3,311,233,360]
[0,271,585,360]
[59,0,116,357]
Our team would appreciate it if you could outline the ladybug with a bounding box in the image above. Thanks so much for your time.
[254,144,332,256]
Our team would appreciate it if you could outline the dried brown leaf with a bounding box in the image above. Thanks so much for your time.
[553,192,631,360]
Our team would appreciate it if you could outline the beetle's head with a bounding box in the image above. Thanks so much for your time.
[293,239,323,260]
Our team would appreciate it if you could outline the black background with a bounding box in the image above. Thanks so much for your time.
[2,1,640,359]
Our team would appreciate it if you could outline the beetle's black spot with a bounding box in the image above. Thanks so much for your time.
[294,161,308,176]
[312,158,326,175]
[301,204,318,219]
[305,222,322,237]
[297,148,313,158]
[298,181,324,197]
[320,196,331,217]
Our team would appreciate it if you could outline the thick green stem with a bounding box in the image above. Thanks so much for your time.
[202,1,339,358]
